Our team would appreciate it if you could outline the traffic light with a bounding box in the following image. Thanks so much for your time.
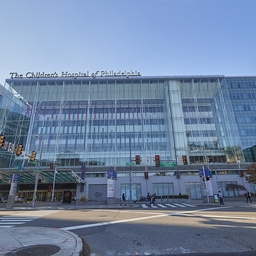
[0,135,5,148]
[30,151,37,161]
[182,155,188,165]
[135,155,140,165]
[155,155,160,167]
[16,144,23,156]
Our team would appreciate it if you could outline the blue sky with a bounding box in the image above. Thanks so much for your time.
[0,0,255,84]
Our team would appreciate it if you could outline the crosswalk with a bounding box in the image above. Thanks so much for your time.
[141,203,196,209]
[0,210,60,229]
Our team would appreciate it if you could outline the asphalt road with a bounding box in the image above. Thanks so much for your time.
[1,204,256,255]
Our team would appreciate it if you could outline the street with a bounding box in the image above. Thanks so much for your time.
[0,203,256,255]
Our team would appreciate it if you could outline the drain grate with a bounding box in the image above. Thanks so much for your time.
[5,244,60,256]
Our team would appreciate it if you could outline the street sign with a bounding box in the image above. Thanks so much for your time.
[199,168,210,177]
[34,169,42,173]
[13,173,19,182]
[107,170,117,179]
[126,162,135,166]
[160,162,177,167]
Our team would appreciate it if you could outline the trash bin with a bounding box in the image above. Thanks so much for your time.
[213,194,219,203]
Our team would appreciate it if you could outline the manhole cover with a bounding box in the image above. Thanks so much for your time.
[5,244,60,256]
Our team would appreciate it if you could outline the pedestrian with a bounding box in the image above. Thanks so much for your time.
[147,192,151,206]
[218,190,225,205]
[121,193,126,206]
[245,190,252,203]
[151,194,155,206]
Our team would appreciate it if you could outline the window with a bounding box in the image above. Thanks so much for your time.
[185,182,202,199]
[153,183,174,197]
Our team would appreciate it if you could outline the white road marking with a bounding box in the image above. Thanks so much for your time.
[0,210,61,229]
[1,219,33,221]
[176,213,256,220]
[10,210,61,217]
[166,204,177,208]
[141,203,197,208]
[0,222,26,225]
[157,204,167,208]
[182,203,196,207]
[173,203,186,207]
[61,206,234,231]
[93,209,164,215]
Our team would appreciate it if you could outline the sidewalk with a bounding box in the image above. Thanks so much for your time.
[0,227,82,256]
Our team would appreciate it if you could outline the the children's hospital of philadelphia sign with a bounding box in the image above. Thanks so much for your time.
[10,70,141,79]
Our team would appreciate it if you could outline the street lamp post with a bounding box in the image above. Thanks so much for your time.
[32,135,44,208]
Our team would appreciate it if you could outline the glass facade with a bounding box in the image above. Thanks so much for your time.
[0,76,256,169]
[222,77,256,162]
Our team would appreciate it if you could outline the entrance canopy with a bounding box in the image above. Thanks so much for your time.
[0,169,78,184]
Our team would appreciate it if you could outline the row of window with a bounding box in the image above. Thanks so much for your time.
[43,132,168,139]
[33,119,166,127]
[230,92,256,100]
[10,79,166,87]
[182,106,212,112]
[227,82,256,89]
[37,106,165,115]
[184,118,214,125]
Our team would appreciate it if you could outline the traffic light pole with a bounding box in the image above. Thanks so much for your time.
[203,166,210,204]
[32,137,44,208]
[51,167,57,202]
[129,137,132,208]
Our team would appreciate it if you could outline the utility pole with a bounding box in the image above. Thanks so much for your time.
[129,137,132,208]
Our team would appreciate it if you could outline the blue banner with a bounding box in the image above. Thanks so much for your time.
[107,170,117,179]
[199,168,210,177]
[13,173,19,182]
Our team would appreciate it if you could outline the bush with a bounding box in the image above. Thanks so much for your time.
[155,194,189,199]
[79,195,88,202]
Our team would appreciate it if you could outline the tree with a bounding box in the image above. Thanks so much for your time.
[245,162,256,184]
[225,184,247,196]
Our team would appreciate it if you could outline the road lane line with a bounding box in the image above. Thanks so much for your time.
[174,213,256,220]
[61,206,232,231]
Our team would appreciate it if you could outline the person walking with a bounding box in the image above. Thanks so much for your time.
[218,190,225,205]
[147,192,151,206]
[151,194,155,206]
[245,190,252,203]
[121,193,126,206]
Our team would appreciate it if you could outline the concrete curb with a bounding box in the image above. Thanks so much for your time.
[57,229,84,256]
[0,227,83,256]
